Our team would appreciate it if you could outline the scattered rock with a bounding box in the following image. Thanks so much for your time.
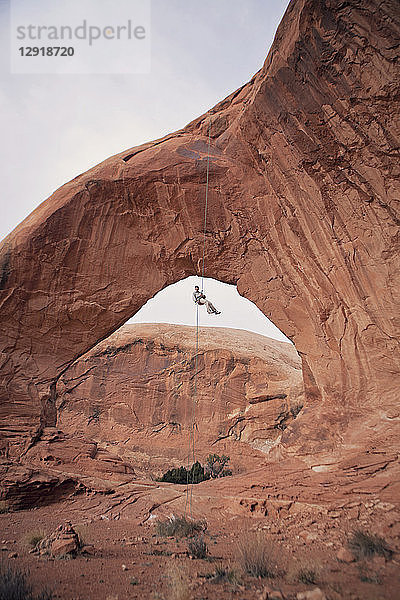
[258,586,273,600]
[8,552,18,558]
[122,564,128,571]
[270,592,284,600]
[299,530,318,542]
[81,544,96,556]
[51,537,78,556]
[371,555,386,568]
[257,585,285,600]
[336,547,355,563]
[376,502,395,511]
[37,521,81,558]
[297,589,326,600]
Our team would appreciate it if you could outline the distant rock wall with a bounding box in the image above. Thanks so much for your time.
[0,0,399,469]
[54,324,304,475]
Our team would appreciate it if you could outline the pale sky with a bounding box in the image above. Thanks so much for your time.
[0,0,290,342]
[129,277,290,343]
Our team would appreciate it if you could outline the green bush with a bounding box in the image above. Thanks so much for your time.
[159,461,210,485]
[160,466,188,485]
[205,454,231,478]
[159,455,233,484]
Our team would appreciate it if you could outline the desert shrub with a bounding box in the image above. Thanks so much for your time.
[25,530,46,549]
[286,558,320,585]
[0,502,9,515]
[348,529,393,560]
[205,564,238,585]
[187,534,208,559]
[155,515,206,538]
[189,461,209,483]
[296,565,318,584]
[160,466,188,485]
[0,562,53,600]
[159,461,210,485]
[159,456,233,484]
[236,531,279,578]
[219,468,233,477]
[357,562,382,584]
[205,454,231,478]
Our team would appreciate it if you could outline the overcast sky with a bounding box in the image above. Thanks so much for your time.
[130,276,290,343]
[0,0,290,342]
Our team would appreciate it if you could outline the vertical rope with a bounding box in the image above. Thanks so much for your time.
[185,119,212,518]
[185,301,199,517]
[201,120,212,294]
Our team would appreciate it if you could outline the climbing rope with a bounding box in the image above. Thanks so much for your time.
[201,120,212,293]
[184,119,212,517]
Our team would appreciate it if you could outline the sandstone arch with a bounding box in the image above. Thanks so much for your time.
[0,0,399,466]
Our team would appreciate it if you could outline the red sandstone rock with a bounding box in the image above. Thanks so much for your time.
[336,547,355,563]
[54,323,303,476]
[296,590,326,600]
[37,521,81,557]
[0,0,399,504]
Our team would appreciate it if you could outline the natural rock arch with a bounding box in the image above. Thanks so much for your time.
[0,0,399,463]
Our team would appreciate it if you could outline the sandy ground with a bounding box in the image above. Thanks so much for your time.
[1,476,399,600]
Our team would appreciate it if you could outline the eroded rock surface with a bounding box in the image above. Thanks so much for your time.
[54,324,304,475]
[36,521,81,557]
[0,0,399,499]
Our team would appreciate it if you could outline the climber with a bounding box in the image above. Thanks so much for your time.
[192,285,221,314]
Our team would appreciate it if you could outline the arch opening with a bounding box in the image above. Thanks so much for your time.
[128,276,292,344]
[52,276,304,480]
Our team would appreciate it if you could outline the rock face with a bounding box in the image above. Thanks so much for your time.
[55,324,304,475]
[36,521,81,557]
[0,0,399,485]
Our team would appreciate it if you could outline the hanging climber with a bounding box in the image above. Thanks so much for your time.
[192,285,221,314]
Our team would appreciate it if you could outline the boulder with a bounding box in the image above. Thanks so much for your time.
[37,521,81,557]
[296,588,326,600]
[336,547,355,563]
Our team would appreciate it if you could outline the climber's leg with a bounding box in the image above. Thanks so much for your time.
[206,300,221,314]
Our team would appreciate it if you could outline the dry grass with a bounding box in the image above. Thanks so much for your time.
[155,515,206,538]
[287,559,321,585]
[0,562,53,599]
[348,529,393,560]
[357,561,383,584]
[187,534,208,559]
[236,531,280,578]
[167,564,191,600]
[25,529,46,549]
[204,563,239,586]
